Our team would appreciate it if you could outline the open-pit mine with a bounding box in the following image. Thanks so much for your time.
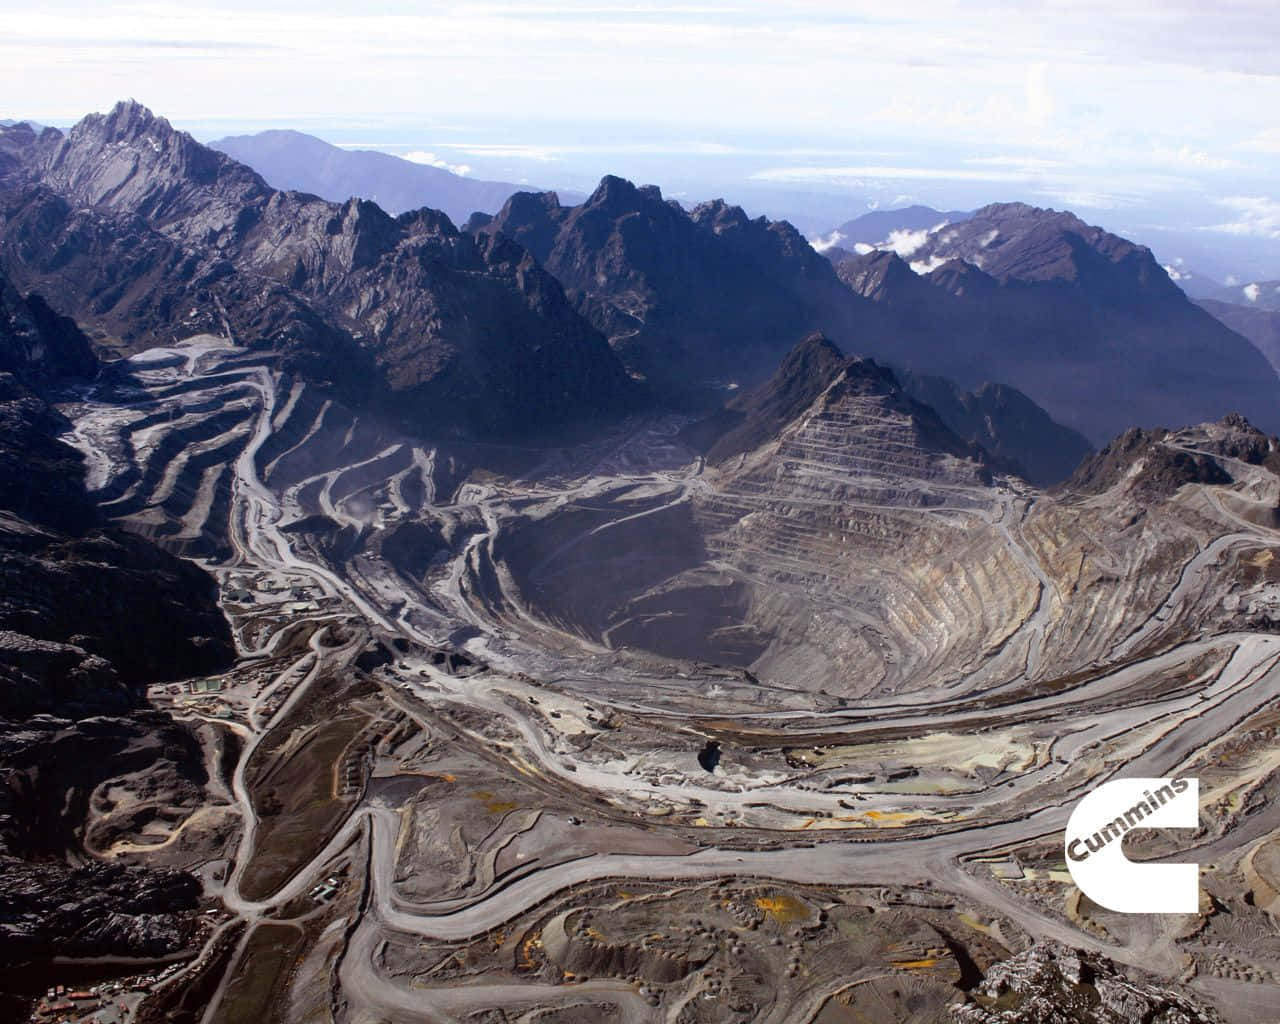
[30,330,1280,1024]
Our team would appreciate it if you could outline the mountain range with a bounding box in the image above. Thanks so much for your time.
[210,129,557,226]
[0,102,638,439]
[827,204,1280,443]
[1,101,1277,473]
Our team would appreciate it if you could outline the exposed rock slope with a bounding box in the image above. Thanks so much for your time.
[0,284,234,713]
[472,177,869,398]
[0,101,638,438]
[953,943,1221,1023]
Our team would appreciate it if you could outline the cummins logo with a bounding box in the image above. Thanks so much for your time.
[1064,777,1199,914]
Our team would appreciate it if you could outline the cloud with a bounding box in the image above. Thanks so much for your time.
[1025,62,1054,126]
[1241,130,1280,154]
[964,154,1068,171]
[1244,282,1261,302]
[1207,196,1280,239]
[882,225,940,259]
[809,229,844,253]
[442,142,560,163]
[403,150,471,175]
[909,255,949,275]
[750,165,1032,186]
[1031,187,1139,210]
[1152,145,1239,170]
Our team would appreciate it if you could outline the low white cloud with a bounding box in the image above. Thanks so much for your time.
[1152,145,1238,170]
[1240,130,1280,154]
[1162,263,1189,281]
[751,164,1031,186]
[909,255,949,275]
[1244,283,1261,302]
[882,226,932,258]
[1207,196,1280,239]
[1031,187,1137,210]
[809,229,844,253]
[447,142,560,163]
[404,150,471,175]
[853,242,875,255]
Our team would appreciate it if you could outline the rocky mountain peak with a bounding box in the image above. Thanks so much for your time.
[924,257,998,298]
[41,99,266,223]
[0,100,641,439]
[587,173,645,210]
[500,189,563,222]
[1061,423,1240,499]
[970,200,1077,225]
[682,331,990,473]
[85,98,170,143]
[396,202,458,239]
[690,197,751,232]
[836,249,919,302]
[778,331,847,376]
[912,201,1178,296]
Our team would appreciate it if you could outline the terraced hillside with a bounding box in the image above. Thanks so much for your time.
[16,312,1275,1023]
[35,323,1280,1023]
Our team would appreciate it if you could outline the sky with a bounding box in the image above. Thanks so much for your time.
[4,1,1279,278]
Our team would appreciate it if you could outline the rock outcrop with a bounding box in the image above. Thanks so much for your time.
[952,943,1221,1023]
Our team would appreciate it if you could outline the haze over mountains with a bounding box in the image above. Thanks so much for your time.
[210,129,556,226]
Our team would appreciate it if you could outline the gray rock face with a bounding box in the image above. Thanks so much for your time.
[481,175,1280,447]
[952,943,1221,1024]
[475,177,868,400]
[1062,413,1279,501]
[0,101,639,439]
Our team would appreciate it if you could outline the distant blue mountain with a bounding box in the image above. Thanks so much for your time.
[211,129,553,225]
